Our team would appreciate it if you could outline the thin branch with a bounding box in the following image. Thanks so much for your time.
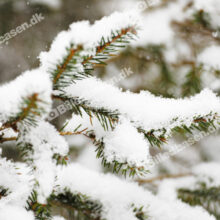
[53,45,83,85]
[137,173,192,184]
[0,93,40,132]
[0,136,17,144]
[82,26,137,66]
[60,128,88,136]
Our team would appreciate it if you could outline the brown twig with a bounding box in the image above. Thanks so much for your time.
[0,136,17,144]
[137,173,192,184]
[60,128,88,136]
[82,26,137,66]
[0,93,39,132]
[53,45,82,85]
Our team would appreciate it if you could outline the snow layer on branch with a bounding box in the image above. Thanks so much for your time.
[198,45,220,70]
[64,77,220,133]
[0,205,34,220]
[0,69,52,124]
[20,121,68,156]
[18,121,68,203]
[0,159,34,208]
[157,176,216,220]
[157,163,220,215]
[39,11,140,73]
[0,125,17,139]
[65,112,150,169]
[103,119,150,167]
[56,163,214,220]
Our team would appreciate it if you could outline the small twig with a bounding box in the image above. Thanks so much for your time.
[137,173,192,184]
[53,46,82,85]
[51,95,65,101]
[82,26,137,66]
[0,93,39,133]
[60,128,88,136]
[0,136,17,144]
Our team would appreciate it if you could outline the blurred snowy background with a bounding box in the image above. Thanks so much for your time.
[1,0,220,184]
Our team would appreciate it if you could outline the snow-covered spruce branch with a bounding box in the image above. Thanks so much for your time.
[41,12,139,90]
[60,79,220,175]
[178,186,220,219]
[157,162,220,220]
[0,70,51,133]
[0,9,220,220]
[39,11,220,176]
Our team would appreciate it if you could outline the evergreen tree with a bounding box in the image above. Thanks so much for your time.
[1,1,220,220]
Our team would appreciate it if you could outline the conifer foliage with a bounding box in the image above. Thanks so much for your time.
[0,4,220,220]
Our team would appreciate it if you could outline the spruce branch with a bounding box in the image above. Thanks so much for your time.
[182,66,202,96]
[81,130,149,177]
[138,128,167,148]
[53,153,69,165]
[172,19,220,43]
[26,191,52,220]
[82,26,137,74]
[53,95,119,131]
[178,184,220,219]
[51,191,148,220]
[132,205,149,220]
[53,45,83,85]
[60,127,149,177]
[95,140,149,178]
[51,26,138,90]
[51,191,103,220]
[0,93,46,132]
[0,186,10,200]
[52,45,84,89]
[193,10,211,29]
